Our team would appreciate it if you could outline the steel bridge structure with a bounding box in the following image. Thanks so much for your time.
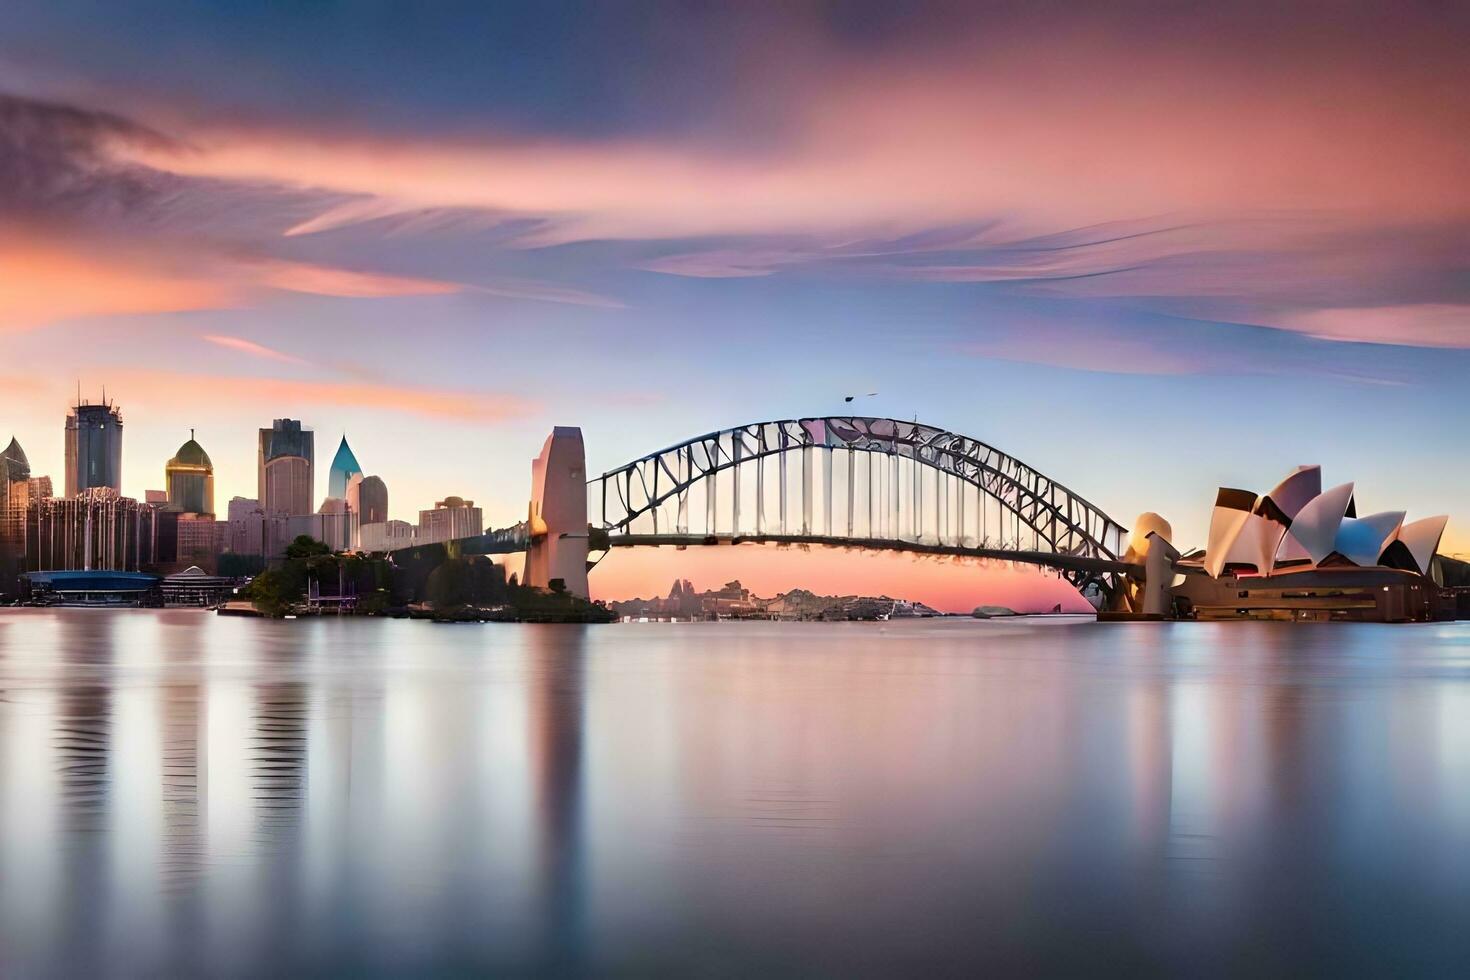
[592,417,1132,598]
[399,417,1136,602]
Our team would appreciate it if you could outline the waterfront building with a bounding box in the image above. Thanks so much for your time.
[160,565,235,606]
[258,419,314,516]
[64,394,124,496]
[327,435,363,500]
[23,569,160,606]
[417,496,483,545]
[25,488,158,573]
[1168,466,1453,621]
[165,431,215,516]
[359,519,415,552]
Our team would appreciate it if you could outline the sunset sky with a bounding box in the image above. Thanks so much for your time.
[2,2,1467,609]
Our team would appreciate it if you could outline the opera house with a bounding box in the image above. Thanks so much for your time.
[1159,466,1452,622]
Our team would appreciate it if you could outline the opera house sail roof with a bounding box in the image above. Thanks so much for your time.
[1200,465,1447,579]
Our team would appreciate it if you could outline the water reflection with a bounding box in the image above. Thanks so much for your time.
[1,612,1469,975]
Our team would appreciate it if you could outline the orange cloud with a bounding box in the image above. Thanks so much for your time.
[99,369,539,423]
[0,235,235,330]
[252,258,461,298]
[0,232,476,331]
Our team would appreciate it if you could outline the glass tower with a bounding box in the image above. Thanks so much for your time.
[327,436,363,500]
[64,396,123,496]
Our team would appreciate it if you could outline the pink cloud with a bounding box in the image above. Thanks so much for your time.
[1276,305,1470,349]
[201,333,305,364]
[115,28,1470,245]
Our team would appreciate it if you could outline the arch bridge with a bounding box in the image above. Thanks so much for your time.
[589,417,1132,600]
[417,417,1138,604]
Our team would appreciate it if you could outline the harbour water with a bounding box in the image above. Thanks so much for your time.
[2,610,1469,976]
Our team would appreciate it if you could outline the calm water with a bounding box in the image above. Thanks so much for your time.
[2,612,1470,977]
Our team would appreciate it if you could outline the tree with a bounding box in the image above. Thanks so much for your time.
[285,535,331,560]
[245,563,306,617]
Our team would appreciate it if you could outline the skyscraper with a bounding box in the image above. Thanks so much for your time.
[165,430,215,515]
[258,419,314,516]
[350,475,388,525]
[64,394,123,496]
[327,435,363,500]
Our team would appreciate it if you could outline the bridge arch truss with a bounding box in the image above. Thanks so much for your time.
[590,417,1129,594]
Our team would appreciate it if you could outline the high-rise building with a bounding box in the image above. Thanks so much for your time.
[1,438,33,594]
[417,496,483,544]
[258,419,314,516]
[343,473,388,543]
[165,430,215,516]
[327,435,363,500]
[65,394,124,496]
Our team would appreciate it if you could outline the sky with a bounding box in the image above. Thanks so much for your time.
[1,1,1467,610]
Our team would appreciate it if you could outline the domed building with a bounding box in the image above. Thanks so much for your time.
[165,431,215,515]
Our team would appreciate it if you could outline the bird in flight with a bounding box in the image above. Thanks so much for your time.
[844,392,879,403]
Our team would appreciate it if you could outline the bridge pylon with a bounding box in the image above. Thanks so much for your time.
[525,427,590,598]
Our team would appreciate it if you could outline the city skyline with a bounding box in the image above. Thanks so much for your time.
[2,2,1467,606]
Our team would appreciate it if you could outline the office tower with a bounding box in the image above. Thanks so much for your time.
[65,394,124,496]
[258,419,314,516]
[417,496,483,544]
[165,430,215,515]
[349,475,388,525]
[327,435,363,500]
